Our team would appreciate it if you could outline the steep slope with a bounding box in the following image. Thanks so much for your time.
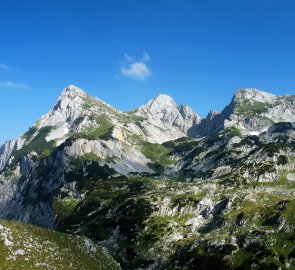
[0,141,16,171]
[0,219,121,270]
[193,88,295,136]
[0,139,24,171]
[3,85,158,175]
[0,86,139,228]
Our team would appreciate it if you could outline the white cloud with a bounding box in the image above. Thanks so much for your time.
[0,81,30,90]
[121,62,151,80]
[0,63,9,71]
[121,51,151,80]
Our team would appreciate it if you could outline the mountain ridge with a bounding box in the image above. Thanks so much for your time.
[0,85,295,269]
[2,85,294,146]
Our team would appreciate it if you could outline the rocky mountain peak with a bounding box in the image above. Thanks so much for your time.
[190,89,295,137]
[206,109,219,120]
[135,94,201,138]
[60,84,87,97]
[34,86,91,142]
[233,88,276,103]
[54,85,87,109]
[137,94,178,121]
[143,94,177,111]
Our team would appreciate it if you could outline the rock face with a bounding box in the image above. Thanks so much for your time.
[173,122,295,183]
[33,85,124,144]
[192,88,295,137]
[136,94,201,135]
[65,138,153,175]
[0,85,294,270]
[0,138,24,171]
[0,140,17,171]
[34,86,201,145]
[41,85,87,128]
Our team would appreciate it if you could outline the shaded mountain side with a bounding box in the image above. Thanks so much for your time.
[173,122,295,182]
[55,176,295,270]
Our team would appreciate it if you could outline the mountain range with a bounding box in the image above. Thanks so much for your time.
[0,85,295,270]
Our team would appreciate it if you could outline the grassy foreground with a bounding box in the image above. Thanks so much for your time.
[0,219,121,270]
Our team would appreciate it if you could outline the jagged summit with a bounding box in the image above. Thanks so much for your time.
[234,88,276,103]
[206,109,219,120]
[57,85,88,104]
[141,94,177,111]
[40,85,88,131]
[57,85,121,114]
[54,85,86,108]
[61,84,86,95]
[1,85,294,147]
[67,84,82,90]
[138,93,200,119]
[135,93,201,136]
[189,88,295,137]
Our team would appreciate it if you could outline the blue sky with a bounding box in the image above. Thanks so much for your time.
[1,0,295,144]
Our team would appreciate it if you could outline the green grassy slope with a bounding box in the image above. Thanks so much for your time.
[0,219,121,270]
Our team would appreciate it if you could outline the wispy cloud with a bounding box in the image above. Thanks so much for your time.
[121,51,151,80]
[121,62,151,80]
[0,63,9,71]
[0,81,30,90]
[142,51,150,62]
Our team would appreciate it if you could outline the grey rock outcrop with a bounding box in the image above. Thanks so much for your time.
[191,88,295,137]
[0,140,17,171]
[0,138,24,171]
[135,94,201,140]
